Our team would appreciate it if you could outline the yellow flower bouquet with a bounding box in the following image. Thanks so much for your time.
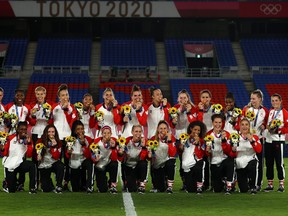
[117,137,126,149]
[42,102,52,120]
[245,110,256,121]
[121,105,131,116]
[204,135,214,148]
[168,107,178,120]
[212,104,223,114]
[147,140,158,151]
[35,143,44,155]
[95,110,104,122]
[74,102,84,119]
[0,131,9,145]
[269,119,282,134]
[90,142,100,154]
[230,133,240,147]
[179,133,189,145]
[65,136,76,150]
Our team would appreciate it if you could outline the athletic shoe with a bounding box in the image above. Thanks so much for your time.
[277,186,285,193]
[225,188,232,195]
[86,187,93,194]
[110,187,117,194]
[256,185,261,192]
[29,189,37,194]
[138,187,145,194]
[166,187,173,194]
[196,187,202,195]
[55,186,63,194]
[263,185,274,192]
[149,188,158,193]
[250,188,257,195]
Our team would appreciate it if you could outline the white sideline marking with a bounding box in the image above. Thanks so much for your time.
[122,192,137,216]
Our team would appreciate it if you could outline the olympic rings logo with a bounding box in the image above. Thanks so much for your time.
[260,4,282,15]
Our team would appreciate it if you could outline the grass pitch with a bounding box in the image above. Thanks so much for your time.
[0,158,287,216]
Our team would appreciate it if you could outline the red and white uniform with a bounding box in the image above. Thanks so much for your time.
[5,103,30,134]
[29,101,52,139]
[66,136,92,169]
[51,103,77,140]
[147,102,170,139]
[93,137,120,170]
[233,134,262,169]
[1,134,33,171]
[173,104,203,139]
[181,137,206,172]
[266,108,288,142]
[124,136,149,168]
[92,104,121,138]
[150,135,177,169]
[80,109,95,139]
[121,102,148,138]
[242,106,268,139]
[37,138,62,169]
[206,130,232,165]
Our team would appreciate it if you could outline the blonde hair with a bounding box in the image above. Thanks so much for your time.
[177,89,195,106]
[35,86,46,94]
[103,88,115,98]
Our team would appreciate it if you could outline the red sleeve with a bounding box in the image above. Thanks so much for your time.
[139,147,149,160]
[66,104,77,128]
[113,105,122,125]
[168,136,177,157]
[279,108,288,134]
[187,106,203,123]
[163,103,171,123]
[194,139,206,159]
[251,135,262,154]
[136,104,148,126]
[50,146,62,160]
[83,136,93,159]
[221,131,232,156]
[262,107,269,128]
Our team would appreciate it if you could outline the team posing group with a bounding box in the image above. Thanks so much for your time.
[0,84,286,195]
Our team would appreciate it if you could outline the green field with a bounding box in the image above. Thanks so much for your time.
[0,158,287,216]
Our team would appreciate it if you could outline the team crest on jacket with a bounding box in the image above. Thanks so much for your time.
[149,110,152,114]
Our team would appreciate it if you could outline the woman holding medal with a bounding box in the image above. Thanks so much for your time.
[29,86,52,145]
[224,92,242,134]
[150,120,177,193]
[66,120,94,193]
[36,124,64,193]
[120,85,148,138]
[205,114,235,194]
[147,87,171,139]
[5,89,30,135]
[178,120,207,194]
[242,89,268,191]
[79,93,95,139]
[93,125,123,194]
[122,125,150,193]
[51,84,77,190]
[263,93,288,192]
[93,88,121,138]
[231,118,262,194]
